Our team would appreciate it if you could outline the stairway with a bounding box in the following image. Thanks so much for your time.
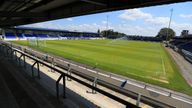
[0,56,55,108]
[0,71,19,108]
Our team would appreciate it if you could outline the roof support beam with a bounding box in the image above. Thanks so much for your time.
[0,11,48,18]
[0,0,191,27]
[0,18,49,27]
[23,0,54,11]
[80,0,107,6]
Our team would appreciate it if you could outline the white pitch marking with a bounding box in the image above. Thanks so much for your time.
[127,81,145,89]
[87,69,97,73]
[111,76,125,82]
[146,87,170,96]
[171,94,192,105]
[98,72,110,77]
[161,56,166,76]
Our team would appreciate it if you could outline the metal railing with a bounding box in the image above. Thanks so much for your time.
[2,41,191,107]
[181,49,192,63]
[0,41,140,108]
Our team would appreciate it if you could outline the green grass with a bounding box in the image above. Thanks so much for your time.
[12,39,192,95]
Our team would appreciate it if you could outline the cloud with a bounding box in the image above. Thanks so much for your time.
[120,9,170,27]
[114,24,157,36]
[180,14,192,19]
[66,18,73,21]
[119,9,152,21]
[66,23,114,32]
[119,9,192,35]
[22,20,191,36]
[102,20,107,24]
[22,9,170,36]
[21,22,71,31]
[21,8,192,36]
[171,22,192,34]
[145,17,170,26]
[22,22,110,33]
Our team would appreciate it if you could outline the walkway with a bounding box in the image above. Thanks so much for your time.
[167,48,192,87]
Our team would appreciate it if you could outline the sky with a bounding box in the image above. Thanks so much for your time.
[21,1,192,36]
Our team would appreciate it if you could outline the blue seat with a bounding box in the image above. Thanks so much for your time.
[48,35,59,38]
[37,34,48,38]
[5,32,16,39]
[16,33,24,39]
[24,34,34,37]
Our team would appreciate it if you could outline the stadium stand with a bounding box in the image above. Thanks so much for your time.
[48,34,59,38]
[169,34,192,63]
[24,34,35,38]
[16,33,25,40]
[0,54,54,108]
[2,27,101,40]
[1,0,192,108]
[4,32,16,40]
[178,42,192,52]
[177,41,192,62]
[125,35,162,42]
[37,34,48,38]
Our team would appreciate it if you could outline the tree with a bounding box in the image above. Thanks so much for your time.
[97,29,101,37]
[97,29,100,34]
[100,29,126,39]
[156,28,176,40]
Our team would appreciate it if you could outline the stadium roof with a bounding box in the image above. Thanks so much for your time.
[4,26,98,34]
[14,26,69,32]
[0,0,191,27]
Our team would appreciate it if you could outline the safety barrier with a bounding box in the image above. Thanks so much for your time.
[2,41,192,107]
[0,41,139,108]
[181,49,192,63]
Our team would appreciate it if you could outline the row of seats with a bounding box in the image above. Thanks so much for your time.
[16,33,24,39]
[5,33,16,39]
[170,40,192,52]
[59,35,100,38]
[178,42,192,52]
[169,41,184,46]
[121,36,162,42]
[169,39,192,63]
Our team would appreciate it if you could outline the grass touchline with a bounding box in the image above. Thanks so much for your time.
[13,39,192,95]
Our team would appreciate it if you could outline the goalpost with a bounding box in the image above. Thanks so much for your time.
[28,37,47,48]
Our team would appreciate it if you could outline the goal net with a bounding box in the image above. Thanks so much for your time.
[28,37,46,48]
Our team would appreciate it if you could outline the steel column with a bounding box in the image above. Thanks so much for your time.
[63,75,66,98]
[18,54,23,66]
[23,55,26,68]
[67,64,71,81]
[31,61,37,77]
[37,62,40,79]
[136,93,141,106]
[56,74,63,99]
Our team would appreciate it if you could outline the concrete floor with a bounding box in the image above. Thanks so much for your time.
[0,68,19,108]
[166,48,192,87]
[16,51,152,108]
[0,55,55,108]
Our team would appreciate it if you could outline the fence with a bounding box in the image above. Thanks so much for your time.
[1,41,192,107]
[0,41,139,108]
[181,49,192,63]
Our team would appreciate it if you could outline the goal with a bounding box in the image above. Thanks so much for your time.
[28,37,46,48]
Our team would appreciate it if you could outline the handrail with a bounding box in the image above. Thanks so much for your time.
[3,41,192,107]
[0,41,139,108]
[0,41,180,107]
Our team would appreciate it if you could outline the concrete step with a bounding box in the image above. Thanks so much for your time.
[0,72,20,108]
[0,56,55,108]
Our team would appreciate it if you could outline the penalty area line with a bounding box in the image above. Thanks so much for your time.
[161,56,166,76]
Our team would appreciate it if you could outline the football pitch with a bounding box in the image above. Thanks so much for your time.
[13,39,192,95]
